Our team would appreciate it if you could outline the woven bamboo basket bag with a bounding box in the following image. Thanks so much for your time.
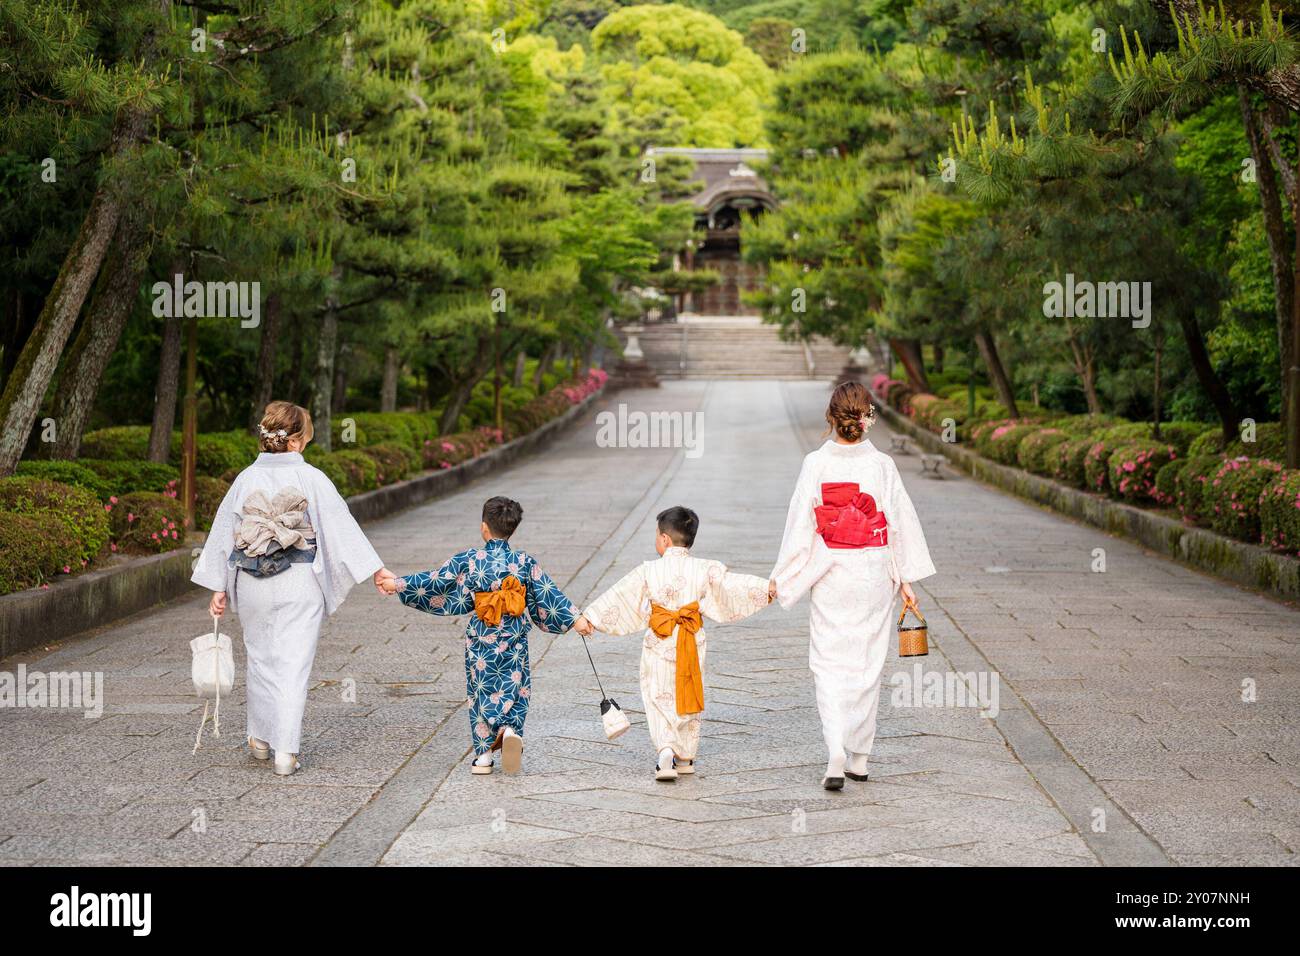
[897,599,929,657]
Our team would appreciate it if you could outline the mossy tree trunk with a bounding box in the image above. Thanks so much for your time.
[50,212,153,459]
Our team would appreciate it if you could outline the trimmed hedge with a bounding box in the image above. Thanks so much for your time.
[985,423,1041,466]
[1017,428,1069,475]
[1188,429,1226,457]
[109,492,186,554]
[0,512,80,593]
[1204,457,1284,542]
[1083,440,1119,495]
[1054,437,1096,488]
[325,450,379,495]
[79,426,254,478]
[1225,421,1285,461]
[80,459,179,496]
[0,477,110,565]
[1108,441,1177,503]
[15,460,113,499]
[1260,470,1300,554]
[1153,457,1186,506]
[361,443,414,485]
[1175,455,1225,524]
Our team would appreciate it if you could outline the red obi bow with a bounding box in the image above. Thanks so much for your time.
[814,482,888,549]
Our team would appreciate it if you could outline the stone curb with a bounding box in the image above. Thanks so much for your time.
[0,392,603,659]
[872,394,1300,601]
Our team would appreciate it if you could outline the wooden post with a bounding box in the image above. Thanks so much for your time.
[181,313,197,533]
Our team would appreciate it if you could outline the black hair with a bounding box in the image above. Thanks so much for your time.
[656,505,699,548]
[482,496,523,539]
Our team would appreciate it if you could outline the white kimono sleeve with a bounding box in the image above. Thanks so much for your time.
[582,564,649,635]
[699,562,770,623]
[886,459,936,583]
[308,467,383,615]
[191,473,243,594]
[769,455,832,608]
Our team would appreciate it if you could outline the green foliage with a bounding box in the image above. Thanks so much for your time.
[1108,441,1177,504]
[591,4,772,147]
[361,444,414,485]
[1153,457,1187,506]
[0,477,111,564]
[1054,436,1097,488]
[1017,428,1070,475]
[1203,457,1286,543]
[0,512,80,595]
[79,459,179,495]
[109,492,185,554]
[1260,470,1300,553]
[1176,455,1228,523]
[15,461,113,499]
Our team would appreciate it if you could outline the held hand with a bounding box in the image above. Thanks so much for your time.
[767,579,778,603]
[900,581,917,609]
[573,615,593,637]
[374,567,399,596]
[209,591,227,618]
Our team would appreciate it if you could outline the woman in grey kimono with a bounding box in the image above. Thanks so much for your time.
[193,402,394,775]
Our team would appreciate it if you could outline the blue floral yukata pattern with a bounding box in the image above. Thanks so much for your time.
[397,538,578,756]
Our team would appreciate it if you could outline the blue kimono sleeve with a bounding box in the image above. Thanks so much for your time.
[398,554,474,616]
[523,558,578,634]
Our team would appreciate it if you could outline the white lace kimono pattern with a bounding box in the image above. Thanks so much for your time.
[583,547,770,760]
[771,438,936,766]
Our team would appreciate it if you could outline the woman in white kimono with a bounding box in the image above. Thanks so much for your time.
[193,402,393,775]
[771,382,935,790]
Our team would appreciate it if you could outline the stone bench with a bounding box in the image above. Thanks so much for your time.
[920,453,945,477]
[890,435,911,455]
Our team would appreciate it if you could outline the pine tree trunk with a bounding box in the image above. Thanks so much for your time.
[332,343,349,414]
[973,327,1019,418]
[888,337,930,393]
[380,345,400,412]
[148,308,182,463]
[1177,311,1240,443]
[512,349,526,388]
[248,293,282,430]
[532,343,556,391]
[1240,90,1293,436]
[50,213,153,459]
[439,380,474,435]
[312,306,338,453]
[0,110,146,475]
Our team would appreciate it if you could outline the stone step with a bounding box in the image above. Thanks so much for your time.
[627,321,849,380]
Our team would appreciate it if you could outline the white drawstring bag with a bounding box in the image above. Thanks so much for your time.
[579,633,630,740]
[190,615,234,754]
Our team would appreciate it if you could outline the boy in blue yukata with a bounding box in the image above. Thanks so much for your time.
[381,496,583,775]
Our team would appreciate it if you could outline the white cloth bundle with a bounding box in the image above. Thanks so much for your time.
[190,617,234,753]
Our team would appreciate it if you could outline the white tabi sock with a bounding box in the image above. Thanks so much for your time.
[847,752,868,775]
[825,752,846,779]
[474,752,493,767]
[658,747,675,770]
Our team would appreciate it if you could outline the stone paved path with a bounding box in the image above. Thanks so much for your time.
[1,381,1297,866]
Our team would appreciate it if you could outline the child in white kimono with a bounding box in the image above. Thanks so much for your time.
[575,506,773,781]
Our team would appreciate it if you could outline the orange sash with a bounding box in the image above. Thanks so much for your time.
[648,601,705,716]
[474,575,526,626]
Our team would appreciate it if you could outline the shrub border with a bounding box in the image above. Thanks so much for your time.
[0,390,603,659]
[870,392,1300,601]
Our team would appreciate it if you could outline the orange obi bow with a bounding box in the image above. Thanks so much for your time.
[474,575,526,626]
[814,481,888,549]
[648,601,705,716]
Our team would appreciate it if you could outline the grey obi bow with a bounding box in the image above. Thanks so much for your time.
[229,487,317,577]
